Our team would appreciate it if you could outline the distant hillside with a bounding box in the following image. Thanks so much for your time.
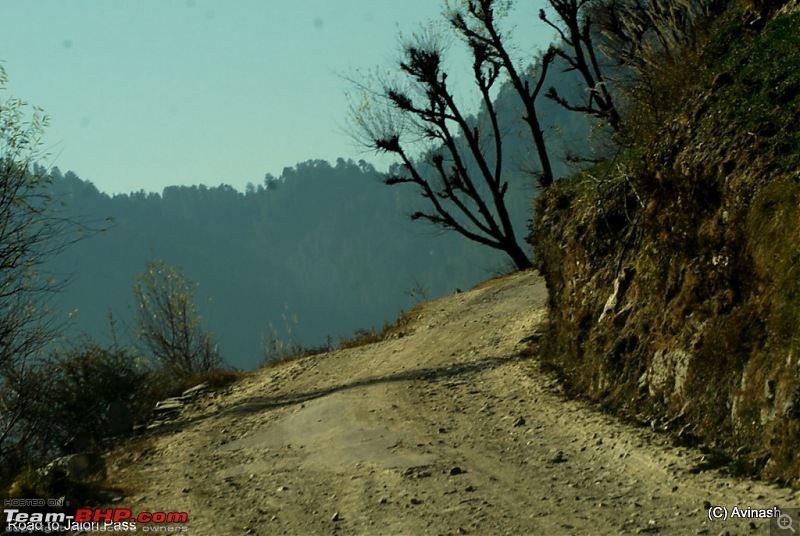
[44,160,504,369]
[43,67,592,369]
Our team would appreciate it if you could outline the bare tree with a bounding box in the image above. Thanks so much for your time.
[133,260,221,375]
[541,0,621,129]
[450,0,620,142]
[449,0,559,188]
[0,65,83,475]
[351,30,535,270]
[584,0,727,142]
[591,0,727,76]
[351,0,628,269]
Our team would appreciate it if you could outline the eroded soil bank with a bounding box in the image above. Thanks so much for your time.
[530,9,800,484]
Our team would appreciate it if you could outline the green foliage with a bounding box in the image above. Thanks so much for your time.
[711,13,800,170]
[0,63,52,368]
[593,0,727,147]
[737,0,791,18]
[747,175,800,346]
[532,5,800,484]
[2,327,238,490]
[45,158,506,370]
[635,241,668,281]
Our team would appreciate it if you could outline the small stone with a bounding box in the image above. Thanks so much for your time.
[410,497,423,505]
[513,416,526,427]
[153,398,183,414]
[331,511,340,522]
[450,466,464,476]
[181,382,209,399]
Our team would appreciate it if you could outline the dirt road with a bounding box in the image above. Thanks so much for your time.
[113,270,797,534]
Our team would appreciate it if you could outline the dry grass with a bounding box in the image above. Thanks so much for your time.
[339,301,430,349]
[184,368,243,390]
[468,269,528,292]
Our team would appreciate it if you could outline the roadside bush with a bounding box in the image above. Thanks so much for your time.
[33,339,154,454]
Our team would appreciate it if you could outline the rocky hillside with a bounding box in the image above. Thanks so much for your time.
[531,6,800,483]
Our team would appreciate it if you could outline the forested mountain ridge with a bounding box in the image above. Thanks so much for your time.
[44,159,502,369]
[43,68,592,370]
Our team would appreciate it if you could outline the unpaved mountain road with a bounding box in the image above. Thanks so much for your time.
[113,270,797,535]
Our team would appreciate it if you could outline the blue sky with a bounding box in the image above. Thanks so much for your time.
[0,0,553,194]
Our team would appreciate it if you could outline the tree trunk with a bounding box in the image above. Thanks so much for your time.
[504,241,534,271]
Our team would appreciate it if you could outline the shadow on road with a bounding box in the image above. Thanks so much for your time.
[224,352,529,418]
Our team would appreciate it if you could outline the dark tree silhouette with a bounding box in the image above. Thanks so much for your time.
[450,0,621,170]
[450,1,558,189]
[352,0,625,269]
[351,31,535,270]
[540,0,621,130]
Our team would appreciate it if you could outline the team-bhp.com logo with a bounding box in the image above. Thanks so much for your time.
[4,507,188,532]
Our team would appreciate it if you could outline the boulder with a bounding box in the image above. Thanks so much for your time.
[44,452,106,483]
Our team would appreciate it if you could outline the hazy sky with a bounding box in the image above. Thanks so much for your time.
[1,1,553,194]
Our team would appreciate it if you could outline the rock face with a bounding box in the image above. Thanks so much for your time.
[530,11,800,483]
